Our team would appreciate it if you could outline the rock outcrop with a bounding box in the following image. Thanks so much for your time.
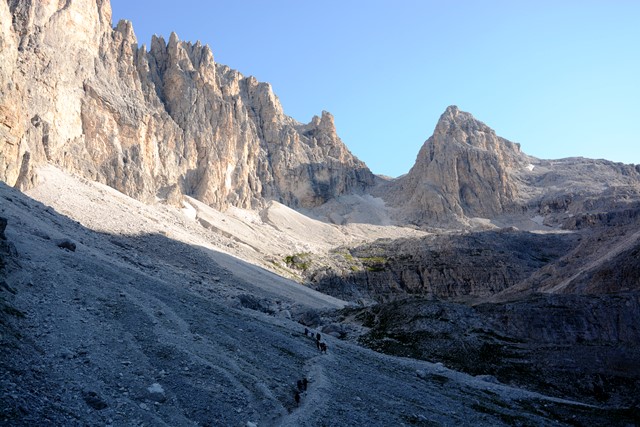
[0,0,373,210]
[309,229,579,302]
[345,293,640,408]
[376,106,640,228]
[377,106,526,225]
[494,208,640,300]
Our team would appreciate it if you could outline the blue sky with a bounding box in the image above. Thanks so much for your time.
[111,0,640,177]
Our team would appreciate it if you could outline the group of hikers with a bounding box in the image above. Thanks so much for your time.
[293,378,308,405]
[304,327,328,354]
[293,327,329,406]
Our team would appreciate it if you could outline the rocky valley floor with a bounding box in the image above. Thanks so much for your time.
[1,167,639,426]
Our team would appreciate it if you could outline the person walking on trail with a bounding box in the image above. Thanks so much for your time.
[302,378,308,391]
[294,391,301,405]
[320,342,327,354]
[316,332,321,341]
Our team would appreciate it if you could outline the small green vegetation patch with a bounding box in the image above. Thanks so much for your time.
[284,252,312,271]
[358,256,387,272]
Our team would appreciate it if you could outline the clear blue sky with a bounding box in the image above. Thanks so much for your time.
[111,0,640,177]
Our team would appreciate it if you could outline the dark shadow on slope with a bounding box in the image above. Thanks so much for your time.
[341,294,640,420]
[308,229,581,303]
[0,182,332,426]
[2,181,639,425]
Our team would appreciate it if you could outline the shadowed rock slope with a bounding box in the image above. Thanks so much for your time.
[2,178,617,426]
[309,204,640,419]
[309,229,580,303]
[308,203,640,303]
[339,294,640,414]
[493,206,640,300]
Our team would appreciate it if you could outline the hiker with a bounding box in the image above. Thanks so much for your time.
[320,342,327,354]
[316,332,321,341]
[316,338,321,350]
[302,378,308,391]
[294,391,301,405]
[304,327,309,336]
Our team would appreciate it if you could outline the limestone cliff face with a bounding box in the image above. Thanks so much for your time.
[380,106,526,224]
[0,0,373,209]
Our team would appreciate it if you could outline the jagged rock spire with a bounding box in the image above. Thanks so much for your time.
[0,0,374,210]
[382,106,525,224]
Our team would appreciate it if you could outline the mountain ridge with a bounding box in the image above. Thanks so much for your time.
[1,0,373,213]
[3,1,639,230]
[2,1,640,423]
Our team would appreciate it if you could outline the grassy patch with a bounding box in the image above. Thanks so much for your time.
[358,256,387,264]
[283,252,312,271]
[343,252,354,262]
[358,256,387,272]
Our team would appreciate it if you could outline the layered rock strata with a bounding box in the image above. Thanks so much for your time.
[347,294,640,408]
[309,229,579,302]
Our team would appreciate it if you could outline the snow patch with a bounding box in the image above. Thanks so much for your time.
[181,200,197,221]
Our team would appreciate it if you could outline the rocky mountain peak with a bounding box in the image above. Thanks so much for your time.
[115,19,136,44]
[438,104,463,124]
[310,111,337,139]
[0,0,373,211]
[432,105,520,155]
[378,106,525,225]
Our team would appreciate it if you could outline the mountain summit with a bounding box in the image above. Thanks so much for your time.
[0,0,373,211]
[378,105,526,225]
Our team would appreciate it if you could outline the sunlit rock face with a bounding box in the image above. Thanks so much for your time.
[378,105,526,225]
[375,105,640,227]
[0,0,374,209]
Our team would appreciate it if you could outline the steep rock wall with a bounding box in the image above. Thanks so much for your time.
[379,106,526,225]
[0,0,373,209]
[350,294,640,407]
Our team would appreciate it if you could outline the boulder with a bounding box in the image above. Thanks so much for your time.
[56,239,76,252]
